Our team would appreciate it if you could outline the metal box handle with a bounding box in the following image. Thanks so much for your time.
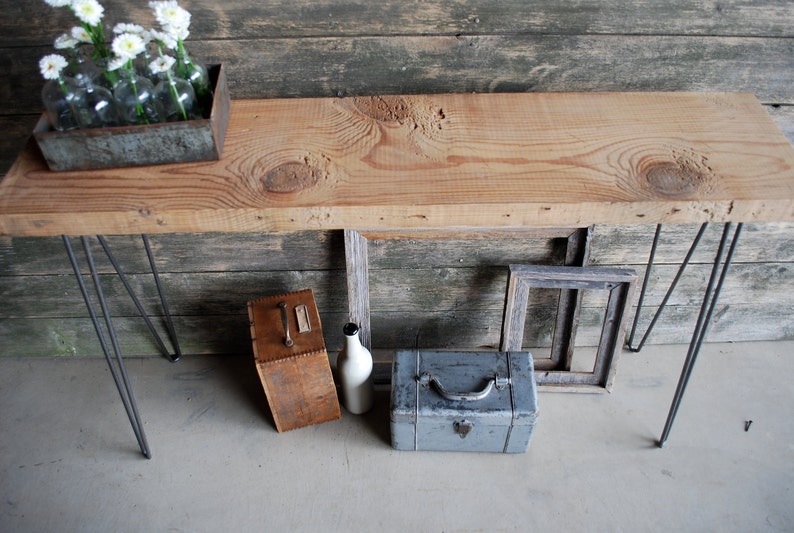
[417,372,509,402]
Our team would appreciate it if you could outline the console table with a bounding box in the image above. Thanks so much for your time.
[2,92,793,457]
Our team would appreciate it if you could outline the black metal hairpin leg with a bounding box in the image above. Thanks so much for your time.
[627,223,709,352]
[63,235,152,459]
[97,235,181,363]
[142,234,182,361]
[658,222,743,447]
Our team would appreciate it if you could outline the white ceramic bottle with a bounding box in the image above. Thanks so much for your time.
[337,322,375,414]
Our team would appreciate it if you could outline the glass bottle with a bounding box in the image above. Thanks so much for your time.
[75,78,122,129]
[65,51,102,90]
[175,41,212,117]
[113,71,163,125]
[41,77,81,131]
[336,322,375,414]
[154,71,199,122]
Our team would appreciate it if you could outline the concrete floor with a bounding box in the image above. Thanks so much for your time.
[1,341,792,532]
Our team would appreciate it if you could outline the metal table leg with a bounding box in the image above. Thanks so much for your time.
[623,222,743,447]
[97,235,181,362]
[63,236,152,459]
[142,234,182,362]
[658,222,743,447]
[62,234,183,458]
[626,223,709,353]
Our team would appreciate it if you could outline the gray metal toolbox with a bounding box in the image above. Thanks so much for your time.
[390,350,538,453]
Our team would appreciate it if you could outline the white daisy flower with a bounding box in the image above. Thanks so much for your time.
[44,0,73,7]
[164,22,189,42]
[106,56,128,71]
[39,54,69,80]
[149,55,175,74]
[150,1,191,29]
[71,0,104,27]
[54,33,79,49]
[113,22,145,35]
[70,25,93,43]
[149,28,178,50]
[112,32,146,60]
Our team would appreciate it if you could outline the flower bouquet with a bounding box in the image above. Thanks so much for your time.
[33,0,229,171]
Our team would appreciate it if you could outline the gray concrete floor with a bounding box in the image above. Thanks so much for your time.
[1,341,792,532]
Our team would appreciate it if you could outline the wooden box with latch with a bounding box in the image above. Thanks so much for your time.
[247,289,341,432]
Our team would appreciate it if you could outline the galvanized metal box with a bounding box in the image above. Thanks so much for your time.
[391,350,538,453]
[33,64,230,171]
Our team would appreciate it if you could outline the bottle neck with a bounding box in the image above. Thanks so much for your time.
[344,333,362,351]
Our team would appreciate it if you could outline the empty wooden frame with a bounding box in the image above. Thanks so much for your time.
[501,264,637,392]
[344,227,591,355]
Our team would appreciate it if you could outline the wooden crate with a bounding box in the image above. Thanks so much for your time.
[247,289,341,432]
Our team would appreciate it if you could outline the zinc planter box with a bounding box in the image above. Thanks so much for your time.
[33,64,229,171]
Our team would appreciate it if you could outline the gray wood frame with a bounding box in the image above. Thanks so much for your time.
[344,227,591,357]
[501,264,637,392]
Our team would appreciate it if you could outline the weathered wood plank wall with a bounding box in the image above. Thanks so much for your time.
[0,1,792,357]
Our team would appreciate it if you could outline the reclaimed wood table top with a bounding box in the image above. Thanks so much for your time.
[1,92,793,237]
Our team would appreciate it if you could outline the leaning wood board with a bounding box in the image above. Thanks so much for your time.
[2,92,793,237]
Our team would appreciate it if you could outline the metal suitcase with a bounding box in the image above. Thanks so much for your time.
[390,350,538,453]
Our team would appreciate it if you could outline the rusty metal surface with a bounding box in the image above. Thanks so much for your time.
[33,64,229,172]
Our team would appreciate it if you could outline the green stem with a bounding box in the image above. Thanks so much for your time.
[167,70,188,121]
[82,22,110,60]
[126,63,148,125]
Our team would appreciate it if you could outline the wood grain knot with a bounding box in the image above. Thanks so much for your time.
[644,164,703,196]
[638,149,718,199]
[262,162,321,193]
[352,95,411,123]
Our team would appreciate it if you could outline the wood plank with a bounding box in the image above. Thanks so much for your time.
[7,108,790,177]
[6,35,794,116]
[3,92,793,237]
[0,230,562,276]
[3,261,791,326]
[344,230,371,349]
[4,0,792,47]
[3,298,790,358]
[202,35,794,101]
[589,223,794,265]
[3,223,792,277]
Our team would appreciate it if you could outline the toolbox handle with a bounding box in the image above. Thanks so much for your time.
[417,372,509,402]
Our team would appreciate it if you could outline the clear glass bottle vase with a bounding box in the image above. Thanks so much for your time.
[175,42,212,116]
[154,73,199,122]
[75,80,122,129]
[41,77,81,131]
[113,73,163,125]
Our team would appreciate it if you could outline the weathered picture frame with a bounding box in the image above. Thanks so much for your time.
[344,227,591,355]
[501,264,637,392]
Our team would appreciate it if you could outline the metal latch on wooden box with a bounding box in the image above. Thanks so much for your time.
[278,301,312,347]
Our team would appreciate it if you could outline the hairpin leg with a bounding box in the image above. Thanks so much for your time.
[627,223,709,352]
[658,222,743,447]
[63,235,151,459]
[142,234,182,362]
[96,235,181,363]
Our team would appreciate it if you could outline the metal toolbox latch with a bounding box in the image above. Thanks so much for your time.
[453,420,475,438]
